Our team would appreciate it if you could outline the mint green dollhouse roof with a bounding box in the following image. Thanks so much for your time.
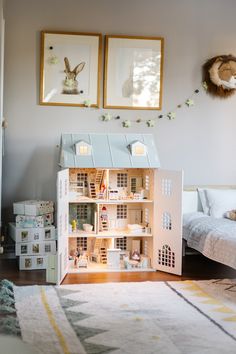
[59,133,160,168]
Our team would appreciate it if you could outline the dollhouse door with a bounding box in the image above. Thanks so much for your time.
[153,169,183,275]
[57,169,69,284]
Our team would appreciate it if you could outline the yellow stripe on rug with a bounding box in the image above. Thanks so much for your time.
[40,287,71,354]
[201,299,221,305]
[222,316,236,322]
[213,306,235,314]
[181,281,236,320]
[181,281,212,298]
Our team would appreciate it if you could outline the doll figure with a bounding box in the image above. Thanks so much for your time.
[74,247,83,267]
[131,249,140,262]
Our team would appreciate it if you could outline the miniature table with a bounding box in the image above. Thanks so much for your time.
[107,248,121,269]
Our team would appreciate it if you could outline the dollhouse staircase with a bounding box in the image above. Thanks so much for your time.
[95,170,104,187]
[100,246,107,264]
[98,239,107,264]
[88,182,97,199]
[101,219,108,231]
[93,238,107,264]
[88,170,104,199]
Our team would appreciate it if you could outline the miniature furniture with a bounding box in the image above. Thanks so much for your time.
[55,133,183,284]
[107,248,121,269]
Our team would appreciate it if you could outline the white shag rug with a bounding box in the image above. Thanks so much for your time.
[10,280,236,353]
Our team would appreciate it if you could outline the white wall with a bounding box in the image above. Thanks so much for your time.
[0,0,5,228]
[3,0,236,222]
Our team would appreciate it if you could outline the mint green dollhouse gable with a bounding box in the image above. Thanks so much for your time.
[59,133,160,168]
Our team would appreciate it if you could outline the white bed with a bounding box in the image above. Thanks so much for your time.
[183,188,236,270]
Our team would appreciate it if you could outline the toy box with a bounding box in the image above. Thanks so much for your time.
[9,222,56,243]
[13,200,54,216]
[19,255,48,270]
[16,213,53,228]
[16,240,56,256]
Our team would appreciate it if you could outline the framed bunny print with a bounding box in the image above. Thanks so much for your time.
[40,31,102,107]
[104,35,164,110]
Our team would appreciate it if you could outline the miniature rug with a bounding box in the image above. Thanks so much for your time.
[2,279,236,353]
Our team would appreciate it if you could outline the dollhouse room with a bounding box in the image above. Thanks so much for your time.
[1,1,236,353]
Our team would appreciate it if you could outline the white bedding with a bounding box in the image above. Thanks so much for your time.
[183,212,236,269]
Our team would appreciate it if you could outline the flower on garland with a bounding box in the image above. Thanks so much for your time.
[122,120,131,128]
[185,98,194,107]
[99,82,206,127]
[167,111,176,120]
[83,100,92,107]
[101,113,112,122]
[48,55,59,65]
[202,81,208,90]
[146,119,155,127]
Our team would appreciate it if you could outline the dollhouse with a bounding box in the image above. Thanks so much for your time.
[51,133,183,284]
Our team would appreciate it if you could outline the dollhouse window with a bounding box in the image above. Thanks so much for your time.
[77,237,87,251]
[77,173,88,188]
[158,244,175,268]
[145,175,150,191]
[162,179,172,196]
[115,237,127,250]
[130,177,137,193]
[129,141,147,156]
[117,205,127,219]
[117,173,128,187]
[77,204,88,219]
[144,208,149,224]
[162,212,172,230]
[75,140,92,156]
[143,239,149,256]
[79,146,88,155]
[134,145,145,155]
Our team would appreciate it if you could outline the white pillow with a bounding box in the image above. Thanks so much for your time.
[197,188,210,215]
[205,189,236,218]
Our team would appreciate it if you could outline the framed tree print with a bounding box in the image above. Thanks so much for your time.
[104,35,164,110]
[40,31,102,107]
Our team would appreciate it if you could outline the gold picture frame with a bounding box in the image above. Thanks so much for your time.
[40,31,102,107]
[104,35,164,110]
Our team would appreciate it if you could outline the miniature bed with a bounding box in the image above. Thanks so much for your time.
[182,187,236,269]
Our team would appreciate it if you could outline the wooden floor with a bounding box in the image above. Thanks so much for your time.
[0,255,236,285]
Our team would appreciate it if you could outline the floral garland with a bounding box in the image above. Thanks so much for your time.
[47,47,208,127]
[97,81,208,128]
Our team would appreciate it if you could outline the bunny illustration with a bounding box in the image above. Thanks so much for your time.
[62,57,85,95]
